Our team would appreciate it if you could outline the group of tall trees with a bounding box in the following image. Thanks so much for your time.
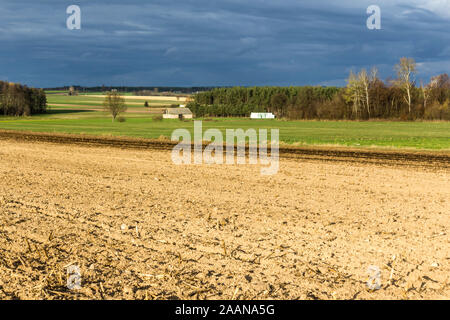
[190,86,340,118]
[189,58,450,120]
[0,81,47,116]
[343,58,449,120]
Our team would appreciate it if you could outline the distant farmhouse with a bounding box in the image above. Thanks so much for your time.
[163,108,193,119]
[250,112,275,119]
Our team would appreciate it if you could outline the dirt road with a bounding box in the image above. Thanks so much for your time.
[0,138,448,300]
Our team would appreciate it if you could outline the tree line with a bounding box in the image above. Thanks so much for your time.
[188,58,450,120]
[0,81,47,116]
[190,86,339,118]
[45,85,217,94]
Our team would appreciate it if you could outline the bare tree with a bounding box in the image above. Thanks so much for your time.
[394,57,417,114]
[103,91,127,122]
[368,67,379,116]
[420,80,431,110]
[345,70,364,118]
[370,66,378,81]
[359,69,370,117]
[430,73,450,89]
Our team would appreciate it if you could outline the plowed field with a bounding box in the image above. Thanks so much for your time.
[0,134,448,300]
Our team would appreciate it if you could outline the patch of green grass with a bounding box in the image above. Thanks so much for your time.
[0,110,449,150]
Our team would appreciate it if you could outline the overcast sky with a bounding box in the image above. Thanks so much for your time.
[0,0,449,87]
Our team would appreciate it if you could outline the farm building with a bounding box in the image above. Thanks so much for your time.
[163,108,193,119]
[250,112,275,119]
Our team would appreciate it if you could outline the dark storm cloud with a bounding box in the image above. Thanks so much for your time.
[0,0,448,87]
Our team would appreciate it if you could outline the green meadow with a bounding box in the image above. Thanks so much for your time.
[0,93,448,150]
[1,113,449,150]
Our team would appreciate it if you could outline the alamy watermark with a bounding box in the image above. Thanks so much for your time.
[66,5,81,30]
[67,264,82,290]
[367,5,381,30]
[66,5,380,31]
[367,265,381,290]
[171,121,279,175]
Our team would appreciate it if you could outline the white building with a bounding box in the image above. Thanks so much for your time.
[250,112,275,119]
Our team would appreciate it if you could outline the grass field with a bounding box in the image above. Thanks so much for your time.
[1,111,449,149]
[0,93,446,150]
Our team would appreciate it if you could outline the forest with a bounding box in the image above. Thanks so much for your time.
[189,58,450,120]
[0,81,47,116]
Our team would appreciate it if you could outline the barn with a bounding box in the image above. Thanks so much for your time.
[163,108,193,119]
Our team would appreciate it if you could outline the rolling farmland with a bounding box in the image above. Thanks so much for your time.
[0,92,449,300]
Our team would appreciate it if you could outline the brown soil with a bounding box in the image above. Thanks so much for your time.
[0,135,448,300]
[1,130,449,167]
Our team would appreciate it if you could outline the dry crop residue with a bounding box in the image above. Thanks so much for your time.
[0,139,448,300]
